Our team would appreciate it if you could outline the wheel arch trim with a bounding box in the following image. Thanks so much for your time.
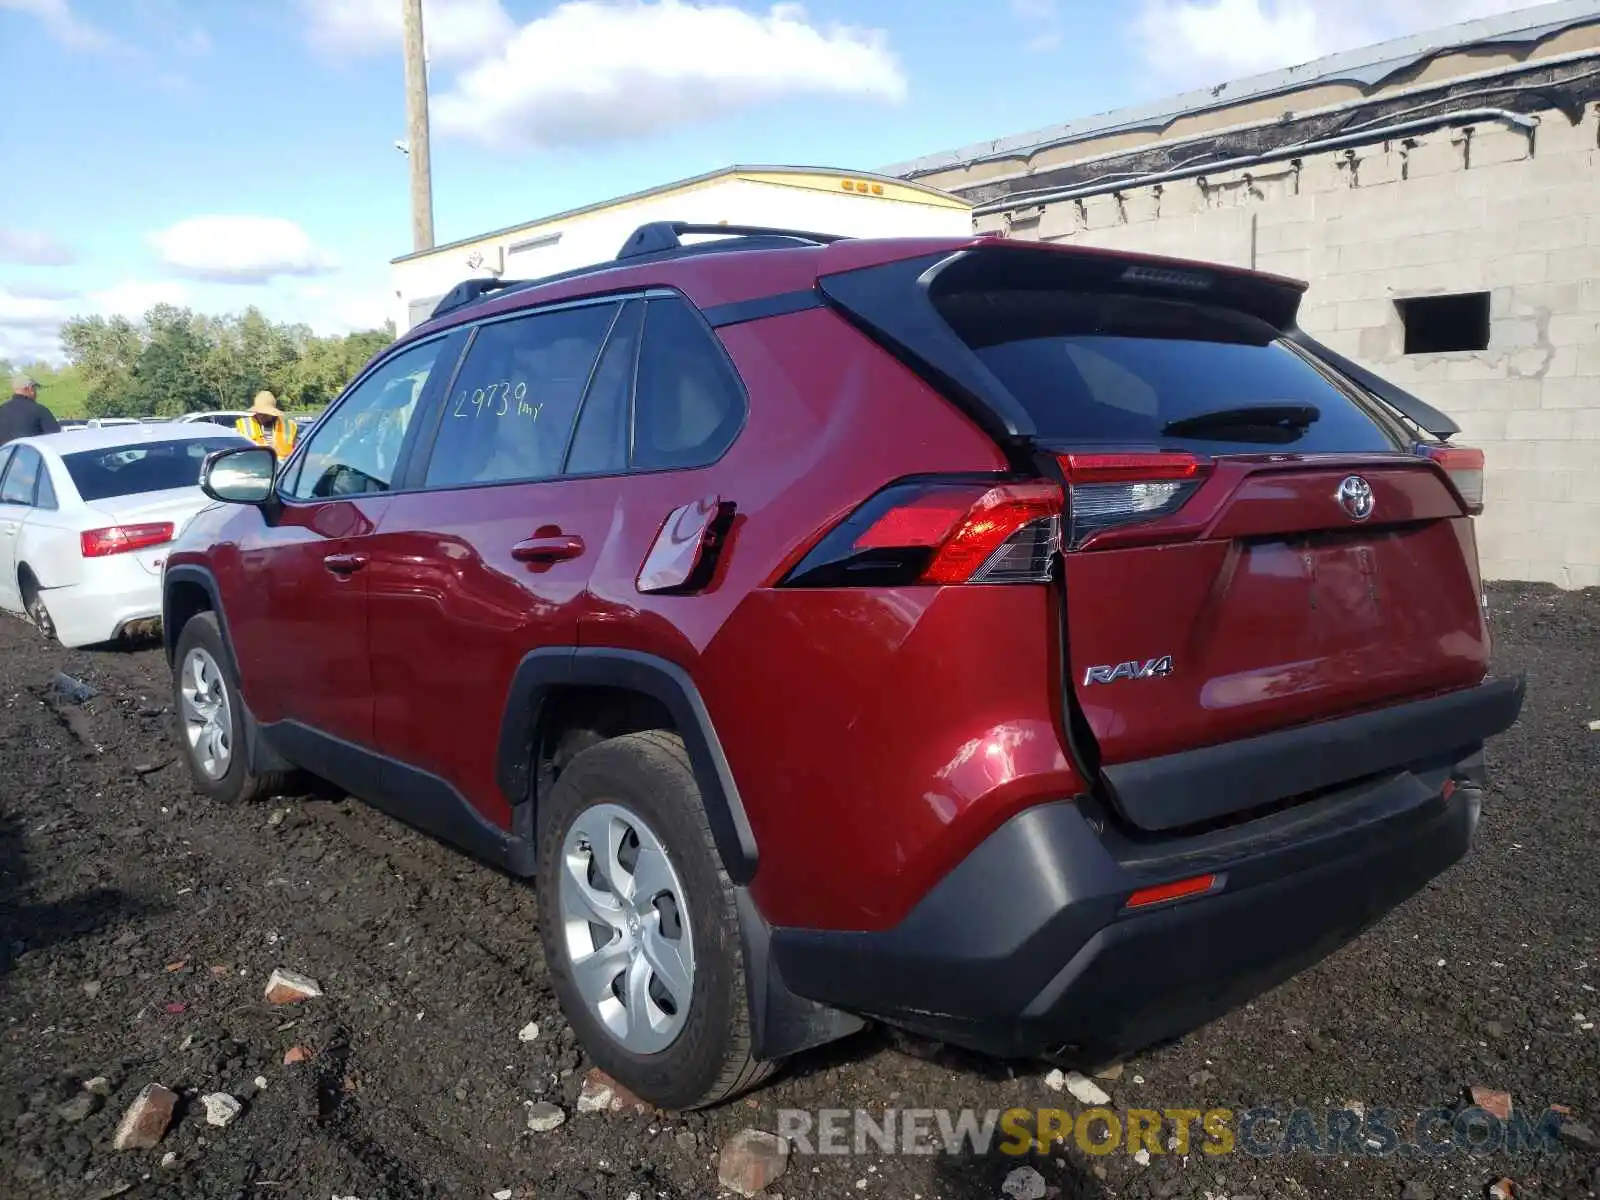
[496,647,759,885]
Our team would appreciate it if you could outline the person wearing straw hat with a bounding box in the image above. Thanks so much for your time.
[234,391,298,456]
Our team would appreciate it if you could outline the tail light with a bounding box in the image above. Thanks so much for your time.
[1057,451,1211,547]
[1415,443,1484,514]
[80,522,174,558]
[782,480,1062,587]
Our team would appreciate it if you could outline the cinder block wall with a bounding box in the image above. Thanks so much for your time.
[978,105,1600,588]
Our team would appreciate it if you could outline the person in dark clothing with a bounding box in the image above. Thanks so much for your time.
[0,373,61,444]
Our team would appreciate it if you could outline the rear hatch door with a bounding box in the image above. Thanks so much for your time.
[822,242,1492,831]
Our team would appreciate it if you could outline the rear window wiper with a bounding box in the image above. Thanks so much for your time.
[1161,403,1321,438]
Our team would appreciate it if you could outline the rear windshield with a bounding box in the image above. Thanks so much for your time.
[937,290,1406,453]
[63,437,245,502]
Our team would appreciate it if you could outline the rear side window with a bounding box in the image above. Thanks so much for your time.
[424,303,617,488]
[938,290,1404,453]
[631,297,745,471]
[0,446,42,505]
[565,300,642,476]
[63,437,244,502]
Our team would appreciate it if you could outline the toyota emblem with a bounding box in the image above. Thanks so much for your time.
[1337,475,1374,521]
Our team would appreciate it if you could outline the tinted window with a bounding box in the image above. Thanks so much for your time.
[631,298,745,471]
[62,437,244,502]
[425,304,615,488]
[938,290,1403,453]
[0,446,41,505]
[565,300,642,476]
[283,338,446,500]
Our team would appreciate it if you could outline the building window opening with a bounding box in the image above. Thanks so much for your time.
[1396,292,1490,354]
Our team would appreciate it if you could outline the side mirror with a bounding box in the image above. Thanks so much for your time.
[201,445,278,505]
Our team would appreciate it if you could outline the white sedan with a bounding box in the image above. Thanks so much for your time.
[0,424,250,647]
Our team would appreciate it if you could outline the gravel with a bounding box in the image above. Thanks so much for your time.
[0,583,1596,1199]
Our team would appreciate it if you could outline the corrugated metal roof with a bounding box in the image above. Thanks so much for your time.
[391,164,967,264]
[882,0,1600,179]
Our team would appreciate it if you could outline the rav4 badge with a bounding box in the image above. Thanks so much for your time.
[1083,655,1174,686]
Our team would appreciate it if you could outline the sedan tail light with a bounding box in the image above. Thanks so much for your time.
[80,522,175,558]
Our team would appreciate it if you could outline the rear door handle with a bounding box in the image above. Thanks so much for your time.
[510,534,585,563]
[323,552,368,576]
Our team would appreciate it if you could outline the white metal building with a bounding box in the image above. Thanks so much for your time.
[389,165,972,332]
[886,1,1600,589]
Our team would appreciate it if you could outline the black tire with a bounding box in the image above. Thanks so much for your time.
[19,569,55,642]
[171,612,289,804]
[536,730,777,1109]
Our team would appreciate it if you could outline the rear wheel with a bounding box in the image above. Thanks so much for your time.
[172,612,288,804]
[536,731,776,1109]
[19,569,55,642]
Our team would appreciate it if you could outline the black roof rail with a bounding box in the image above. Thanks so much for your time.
[429,277,524,320]
[420,222,851,328]
[616,221,848,260]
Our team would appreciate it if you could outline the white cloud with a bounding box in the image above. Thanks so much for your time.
[281,281,393,334]
[0,279,188,363]
[433,0,907,150]
[148,216,338,284]
[1012,0,1062,53]
[0,0,114,51]
[1133,0,1537,89]
[299,0,513,61]
[0,228,76,266]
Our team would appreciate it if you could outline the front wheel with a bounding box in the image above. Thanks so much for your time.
[19,570,55,642]
[535,731,777,1109]
[171,612,288,804]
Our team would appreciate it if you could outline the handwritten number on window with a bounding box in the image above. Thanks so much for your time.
[453,380,538,419]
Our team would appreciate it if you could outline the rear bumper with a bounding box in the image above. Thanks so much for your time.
[47,575,162,648]
[770,682,1520,1063]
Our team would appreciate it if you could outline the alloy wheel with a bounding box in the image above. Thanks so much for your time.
[558,801,696,1055]
[179,647,232,780]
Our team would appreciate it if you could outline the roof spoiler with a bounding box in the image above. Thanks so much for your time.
[1285,327,1460,439]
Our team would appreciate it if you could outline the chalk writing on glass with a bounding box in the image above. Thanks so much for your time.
[452,380,540,420]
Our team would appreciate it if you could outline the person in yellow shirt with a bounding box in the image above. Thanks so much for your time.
[234,391,298,457]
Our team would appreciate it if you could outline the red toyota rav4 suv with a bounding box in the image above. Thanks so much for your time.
[163,223,1524,1109]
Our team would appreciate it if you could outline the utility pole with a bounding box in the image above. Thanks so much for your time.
[402,0,435,252]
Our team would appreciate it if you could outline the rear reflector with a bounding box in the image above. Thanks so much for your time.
[80,522,175,558]
[784,480,1062,587]
[1415,443,1484,514]
[1056,451,1211,547]
[1124,873,1218,909]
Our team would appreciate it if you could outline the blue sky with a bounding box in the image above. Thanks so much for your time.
[0,0,1535,362]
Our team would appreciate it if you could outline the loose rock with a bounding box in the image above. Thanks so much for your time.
[1093,1062,1124,1081]
[717,1129,790,1198]
[1401,1183,1435,1200]
[1487,1179,1514,1200]
[1557,1120,1600,1151]
[55,1092,101,1123]
[83,1076,111,1096]
[200,1092,242,1127]
[81,981,101,999]
[1061,1071,1111,1106]
[518,1021,540,1042]
[283,1045,313,1065]
[575,1068,649,1114]
[1001,1165,1047,1200]
[263,967,322,1004]
[526,1101,566,1132]
[1468,1085,1513,1121]
[112,1083,178,1150]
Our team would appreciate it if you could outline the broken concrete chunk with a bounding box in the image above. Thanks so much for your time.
[200,1093,242,1128]
[716,1129,790,1198]
[112,1083,177,1150]
[263,967,322,1004]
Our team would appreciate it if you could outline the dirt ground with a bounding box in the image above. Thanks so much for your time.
[1,583,1597,1200]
